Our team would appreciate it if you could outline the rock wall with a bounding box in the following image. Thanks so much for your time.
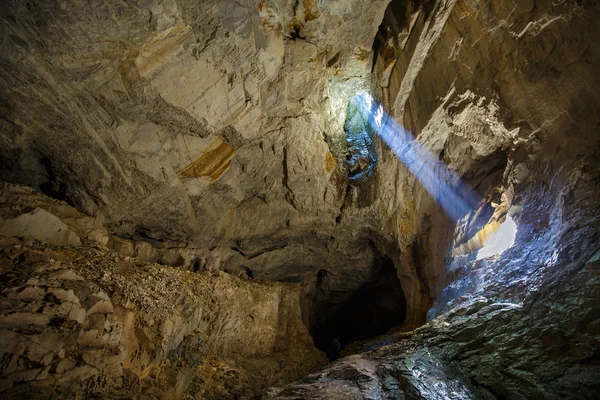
[0,0,401,337]
[366,0,600,326]
[264,155,600,399]
[0,0,599,397]
[0,228,326,398]
[262,0,600,397]
[0,0,531,335]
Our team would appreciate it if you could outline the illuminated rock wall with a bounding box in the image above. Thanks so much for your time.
[263,0,600,397]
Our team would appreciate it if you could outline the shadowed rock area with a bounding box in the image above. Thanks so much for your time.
[0,0,599,398]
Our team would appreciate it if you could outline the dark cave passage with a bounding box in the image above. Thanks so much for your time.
[311,259,406,360]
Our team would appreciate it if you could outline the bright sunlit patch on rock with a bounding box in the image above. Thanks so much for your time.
[476,216,517,260]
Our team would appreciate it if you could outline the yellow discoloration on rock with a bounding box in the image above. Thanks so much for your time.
[354,47,371,61]
[179,138,235,181]
[135,24,194,78]
[118,24,193,89]
[118,56,140,90]
[452,216,506,257]
[303,0,319,21]
[324,151,336,174]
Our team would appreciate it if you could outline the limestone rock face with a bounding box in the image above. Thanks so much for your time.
[366,0,600,327]
[0,238,326,399]
[0,208,81,246]
[0,182,110,244]
[259,0,600,397]
[263,160,600,399]
[0,0,398,336]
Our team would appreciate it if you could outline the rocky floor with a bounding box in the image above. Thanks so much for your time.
[0,238,325,399]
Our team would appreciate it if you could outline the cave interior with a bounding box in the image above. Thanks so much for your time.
[0,0,599,399]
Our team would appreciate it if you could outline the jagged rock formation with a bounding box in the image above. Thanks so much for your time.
[0,0,599,398]
[0,184,326,398]
[262,0,600,397]
[264,161,600,399]
[0,0,400,342]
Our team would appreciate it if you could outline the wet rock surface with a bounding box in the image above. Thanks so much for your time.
[262,160,600,399]
[261,0,600,397]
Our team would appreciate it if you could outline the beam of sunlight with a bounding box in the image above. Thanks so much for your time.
[350,92,480,222]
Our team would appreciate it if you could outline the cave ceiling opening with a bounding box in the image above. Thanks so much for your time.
[343,93,379,182]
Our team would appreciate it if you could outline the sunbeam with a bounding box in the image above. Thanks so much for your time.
[350,92,480,222]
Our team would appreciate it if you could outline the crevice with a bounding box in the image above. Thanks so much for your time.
[282,145,298,210]
[232,243,289,260]
[335,183,352,225]
[38,156,74,207]
[327,51,341,68]
[243,266,254,279]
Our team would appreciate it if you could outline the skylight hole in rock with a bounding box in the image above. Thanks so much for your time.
[343,93,379,183]
[476,215,518,260]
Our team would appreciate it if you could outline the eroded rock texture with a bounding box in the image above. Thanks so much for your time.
[263,0,600,398]
[0,0,599,398]
[0,0,402,343]
[264,164,600,399]
[0,227,325,398]
[0,184,326,397]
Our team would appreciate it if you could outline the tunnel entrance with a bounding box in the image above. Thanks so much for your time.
[311,258,406,360]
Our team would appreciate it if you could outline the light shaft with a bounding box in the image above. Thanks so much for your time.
[351,93,480,222]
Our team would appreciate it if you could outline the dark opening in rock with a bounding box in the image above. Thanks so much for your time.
[38,156,73,206]
[311,259,406,360]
